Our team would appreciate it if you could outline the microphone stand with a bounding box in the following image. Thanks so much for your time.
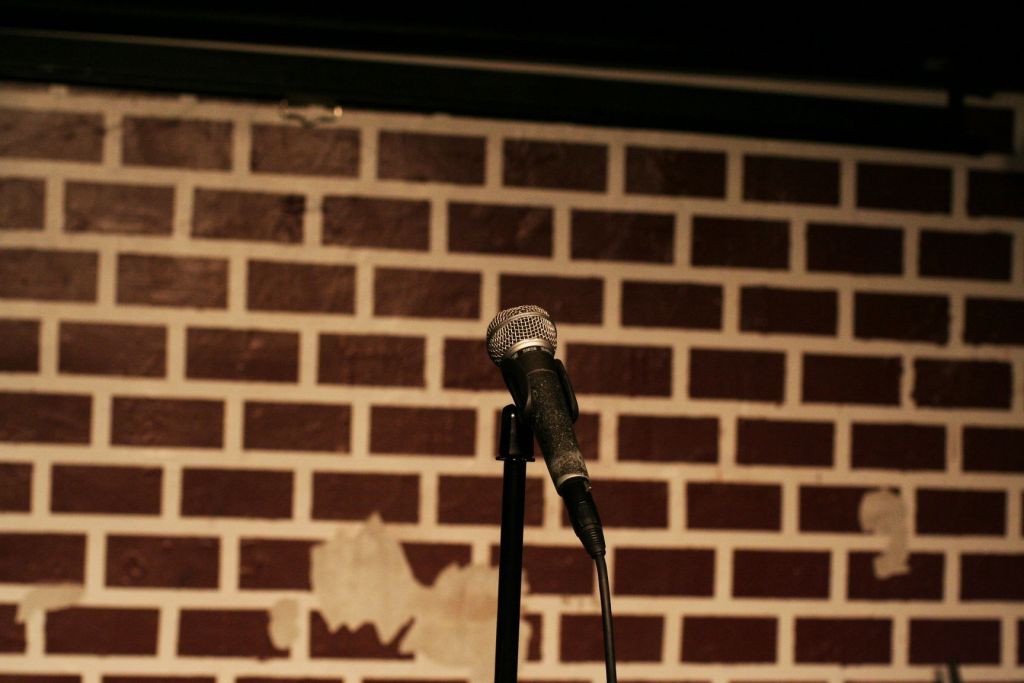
[493,404,533,683]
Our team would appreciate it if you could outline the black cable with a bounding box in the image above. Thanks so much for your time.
[594,553,617,683]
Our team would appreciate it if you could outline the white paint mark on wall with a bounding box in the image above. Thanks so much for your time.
[268,598,300,650]
[859,488,910,579]
[16,584,84,623]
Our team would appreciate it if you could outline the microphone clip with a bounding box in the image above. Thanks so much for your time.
[499,350,579,425]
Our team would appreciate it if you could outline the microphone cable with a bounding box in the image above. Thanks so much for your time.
[594,552,617,683]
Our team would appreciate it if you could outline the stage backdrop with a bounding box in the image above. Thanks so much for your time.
[1,82,1023,683]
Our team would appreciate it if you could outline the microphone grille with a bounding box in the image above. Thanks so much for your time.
[486,305,558,365]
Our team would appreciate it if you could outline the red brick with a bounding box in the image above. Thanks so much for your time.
[690,348,785,403]
[968,169,1024,217]
[448,202,552,256]
[688,482,780,531]
[963,426,1024,473]
[625,145,725,197]
[123,116,231,169]
[106,535,218,588]
[847,552,944,600]
[182,468,292,519]
[960,554,1024,600]
[0,318,38,371]
[499,274,603,324]
[117,253,228,308]
[803,353,902,406]
[59,322,165,377]
[0,176,44,228]
[909,619,1001,664]
[248,260,354,313]
[370,406,475,456]
[799,485,872,533]
[489,545,592,594]
[251,124,359,176]
[622,280,721,330]
[681,616,776,662]
[322,196,430,251]
[443,337,503,391]
[919,230,1012,281]
[111,397,223,448]
[913,359,1011,409]
[237,678,339,683]
[403,542,471,586]
[503,139,606,192]
[573,479,666,529]
[374,267,480,319]
[965,297,1024,345]
[737,418,833,467]
[806,222,903,275]
[618,415,717,463]
[615,547,714,596]
[857,292,949,343]
[52,465,161,515]
[0,248,97,301]
[187,327,298,383]
[857,162,950,213]
[0,391,91,444]
[568,343,671,396]
[193,188,304,243]
[574,412,600,461]
[0,533,85,583]
[744,154,840,205]
[313,472,419,523]
[319,334,424,387]
[733,550,829,598]
[0,604,25,652]
[439,475,543,526]
[740,286,837,336]
[561,614,662,662]
[178,609,286,658]
[46,607,158,655]
[0,108,103,162]
[0,463,30,511]
[916,488,1005,536]
[240,538,314,590]
[104,678,214,683]
[692,216,788,270]
[851,423,945,470]
[571,209,674,263]
[379,131,484,185]
[244,401,350,453]
[795,618,891,664]
[64,181,173,235]
[309,613,412,659]
[525,612,542,662]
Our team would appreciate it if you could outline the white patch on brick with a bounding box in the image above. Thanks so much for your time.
[15,584,84,623]
[267,597,300,651]
[859,488,910,579]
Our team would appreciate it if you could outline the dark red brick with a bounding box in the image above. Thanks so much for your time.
[854,292,949,343]
[0,108,103,162]
[961,554,1024,600]
[0,248,97,301]
[615,547,714,596]
[744,155,839,205]
[795,618,891,664]
[561,614,662,662]
[806,222,903,275]
[736,418,833,467]
[313,472,419,523]
[123,116,231,169]
[0,533,85,583]
[622,280,721,330]
[237,678,339,683]
[46,607,158,654]
[919,230,1012,281]
[0,677,78,683]
[968,169,1024,217]
[625,145,725,197]
[322,196,430,251]
[503,139,606,192]
[681,616,776,662]
[799,485,872,533]
[691,216,789,270]
[733,550,829,598]
[593,480,669,528]
[248,260,354,313]
[963,426,1024,473]
[741,286,837,336]
[0,463,30,511]
[524,612,542,662]
[965,297,1024,345]
[374,267,480,319]
[0,318,38,372]
[182,468,292,519]
[59,322,165,377]
[0,604,24,652]
[851,423,945,470]
[443,337,503,391]
[0,392,90,444]
[178,609,287,658]
[448,202,552,257]
[244,401,350,453]
[571,209,674,263]
[568,343,671,397]
[0,176,44,228]
[111,396,223,448]
[193,189,304,243]
[379,131,484,185]
[803,353,902,406]
[489,545,592,594]
[117,253,228,308]
[499,274,603,324]
[403,542,471,586]
[318,334,424,387]
[857,162,950,213]
[240,538,314,590]
[618,415,717,463]
[251,124,359,176]
[105,678,214,683]
[187,327,298,383]
[370,406,476,456]
[106,535,218,588]
[913,359,1011,409]
[65,181,173,235]
[439,475,543,526]
[916,488,1005,536]
[909,619,1001,664]
[52,465,161,515]
[847,552,944,600]
[309,612,411,659]
[687,482,780,531]
[690,348,785,403]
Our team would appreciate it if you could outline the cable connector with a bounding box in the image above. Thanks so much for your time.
[559,476,606,558]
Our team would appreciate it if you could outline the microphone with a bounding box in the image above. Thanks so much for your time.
[486,305,606,558]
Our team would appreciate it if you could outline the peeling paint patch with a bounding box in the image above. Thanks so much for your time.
[16,584,84,623]
[859,488,909,579]
[268,598,299,650]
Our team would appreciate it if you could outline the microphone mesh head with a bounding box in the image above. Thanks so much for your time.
[486,305,558,365]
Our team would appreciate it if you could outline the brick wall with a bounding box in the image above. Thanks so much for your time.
[1,83,1023,683]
